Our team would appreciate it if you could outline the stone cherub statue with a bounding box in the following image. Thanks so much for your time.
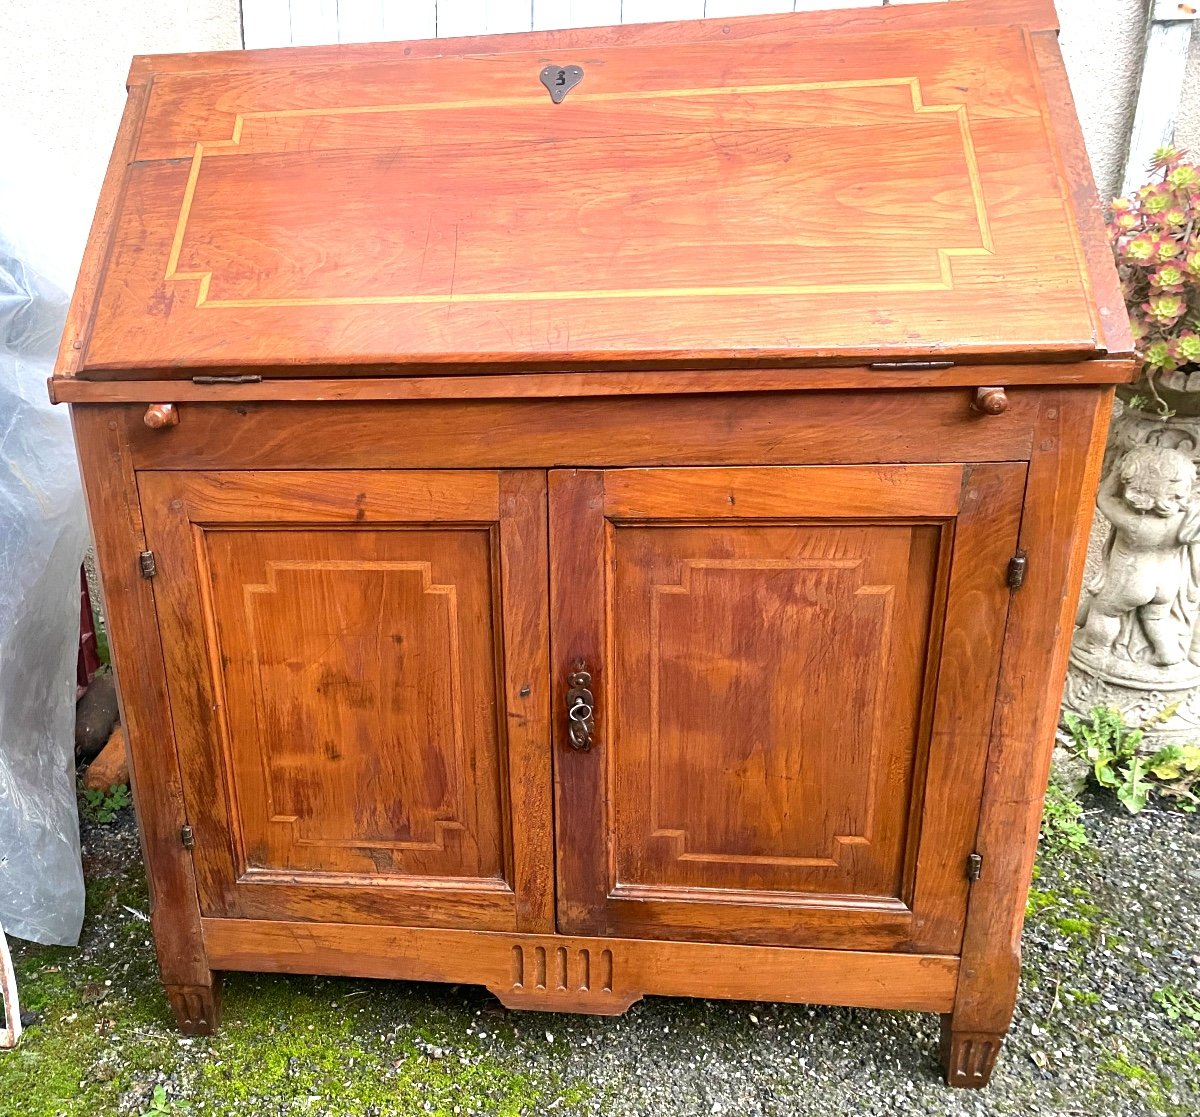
[1073,444,1200,685]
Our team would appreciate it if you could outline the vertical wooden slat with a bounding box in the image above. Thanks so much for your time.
[69,407,214,993]
[705,1,794,17]
[549,469,609,934]
[498,472,556,932]
[622,0,706,22]
[241,0,294,47]
[437,0,534,37]
[533,0,621,30]
[1121,2,1198,197]
[288,0,339,45]
[793,0,882,12]
[949,387,1114,1051]
[381,1,438,40]
[337,0,386,42]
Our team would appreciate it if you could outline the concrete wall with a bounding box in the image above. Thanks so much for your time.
[0,1,242,288]
[1174,24,1200,166]
[0,0,1190,286]
[1059,0,1148,203]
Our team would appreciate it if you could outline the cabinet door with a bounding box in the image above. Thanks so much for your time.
[551,464,1025,953]
[139,470,552,931]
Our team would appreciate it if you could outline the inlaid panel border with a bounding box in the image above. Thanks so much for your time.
[162,77,993,309]
[644,556,896,869]
[240,557,471,853]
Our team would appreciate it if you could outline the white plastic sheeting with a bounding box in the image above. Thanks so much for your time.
[0,230,89,946]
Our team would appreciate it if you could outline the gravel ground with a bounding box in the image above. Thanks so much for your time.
[2,788,1198,1117]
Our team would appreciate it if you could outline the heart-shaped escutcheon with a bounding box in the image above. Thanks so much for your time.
[539,64,584,104]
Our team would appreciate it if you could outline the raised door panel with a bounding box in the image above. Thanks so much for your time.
[612,521,938,903]
[207,527,503,882]
[551,465,1025,952]
[140,470,552,931]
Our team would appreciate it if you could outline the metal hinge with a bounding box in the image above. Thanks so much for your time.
[868,360,956,371]
[180,825,195,850]
[1006,551,1028,590]
[190,374,262,385]
[138,550,157,579]
[966,852,983,883]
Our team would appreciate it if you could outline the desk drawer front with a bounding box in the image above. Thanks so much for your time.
[119,389,1039,471]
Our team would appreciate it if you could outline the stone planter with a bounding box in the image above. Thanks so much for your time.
[1063,391,1200,744]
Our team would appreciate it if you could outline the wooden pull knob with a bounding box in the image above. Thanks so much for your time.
[144,403,179,429]
[972,387,1008,416]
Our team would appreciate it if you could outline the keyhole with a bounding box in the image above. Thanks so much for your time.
[555,70,567,86]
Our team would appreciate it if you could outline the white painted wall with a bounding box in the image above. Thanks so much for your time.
[0,1,242,289]
[1173,21,1200,163]
[0,0,1191,288]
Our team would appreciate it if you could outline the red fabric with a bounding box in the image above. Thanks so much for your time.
[77,567,100,697]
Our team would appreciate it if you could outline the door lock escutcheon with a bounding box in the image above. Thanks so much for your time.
[565,661,595,750]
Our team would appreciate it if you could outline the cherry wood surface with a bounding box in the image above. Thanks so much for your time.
[550,464,1023,950]
[946,387,1114,1085]
[200,919,960,1016]
[1032,32,1133,360]
[69,385,1118,1083]
[58,0,1132,1089]
[137,469,553,931]
[115,391,1040,472]
[48,360,1136,404]
[55,4,1110,379]
[128,0,1061,85]
[70,409,217,1009]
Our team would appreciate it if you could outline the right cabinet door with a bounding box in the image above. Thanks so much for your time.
[551,464,1026,953]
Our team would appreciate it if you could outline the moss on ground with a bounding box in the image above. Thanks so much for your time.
[4,782,1198,1116]
[1,809,590,1117]
[1018,784,1199,1117]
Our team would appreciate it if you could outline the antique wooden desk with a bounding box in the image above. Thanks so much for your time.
[53,0,1132,1088]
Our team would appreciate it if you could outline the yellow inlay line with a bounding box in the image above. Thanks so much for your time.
[163,77,995,308]
[164,143,206,280]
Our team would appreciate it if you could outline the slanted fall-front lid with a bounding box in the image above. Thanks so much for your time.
[60,4,1115,379]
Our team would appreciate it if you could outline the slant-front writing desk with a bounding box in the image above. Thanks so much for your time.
[53,0,1132,1087]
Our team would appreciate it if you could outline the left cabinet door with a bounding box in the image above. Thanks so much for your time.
[138,469,553,932]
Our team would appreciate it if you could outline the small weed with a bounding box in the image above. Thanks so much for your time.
[1040,779,1090,852]
[1153,985,1200,1028]
[1062,706,1197,813]
[142,1085,188,1115]
[94,624,110,668]
[1148,744,1200,812]
[1053,916,1097,940]
[1026,887,1058,919]
[80,784,132,824]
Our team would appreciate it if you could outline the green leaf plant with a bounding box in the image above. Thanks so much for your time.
[1062,706,1198,813]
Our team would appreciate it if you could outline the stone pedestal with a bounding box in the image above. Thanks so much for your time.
[1063,399,1200,744]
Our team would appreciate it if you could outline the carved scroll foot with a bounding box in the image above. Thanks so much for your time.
[165,977,222,1035]
[940,1015,1003,1088]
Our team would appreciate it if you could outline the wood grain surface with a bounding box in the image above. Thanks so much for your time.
[551,463,1024,950]
[132,2,1061,83]
[69,409,220,1005]
[51,1,1121,380]
[49,361,1137,402]
[116,391,1040,472]
[59,0,1123,1086]
[947,387,1115,1068]
[201,918,961,1014]
[136,469,554,931]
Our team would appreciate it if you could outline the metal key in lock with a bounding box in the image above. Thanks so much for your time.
[565,665,594,750]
